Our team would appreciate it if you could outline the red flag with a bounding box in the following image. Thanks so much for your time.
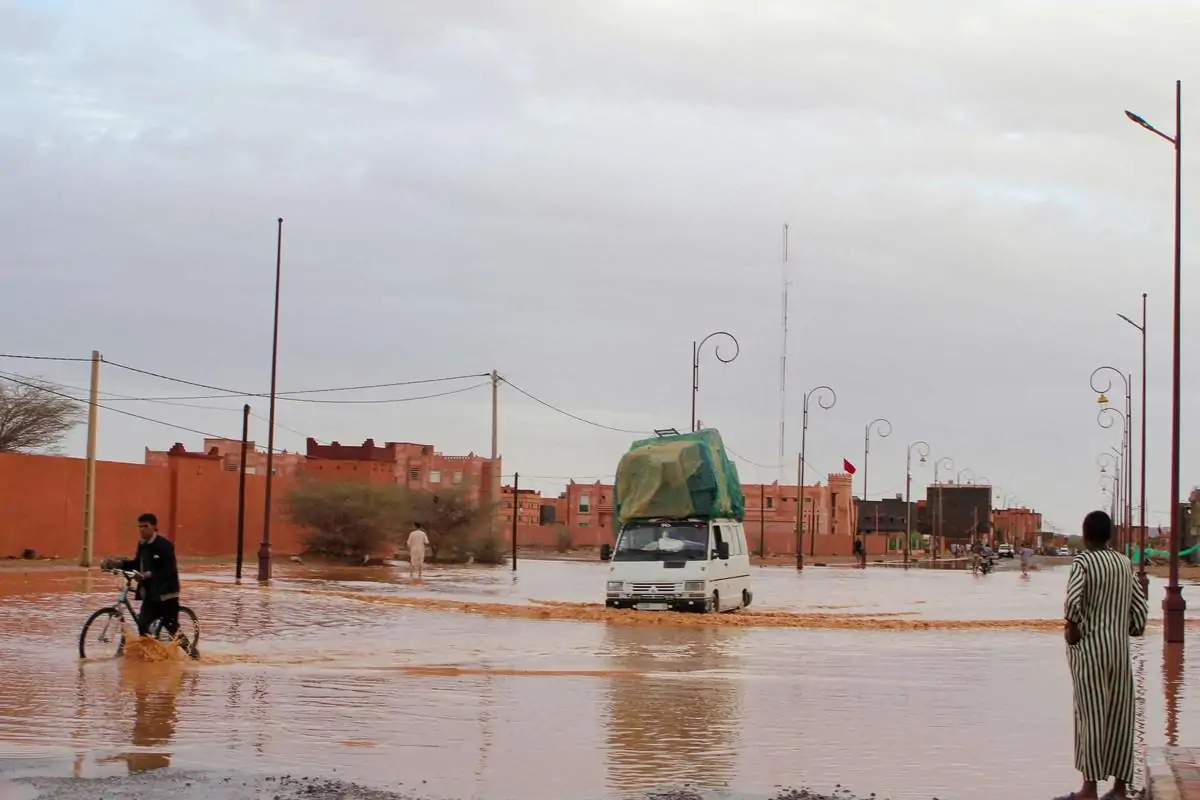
[843,459,857,475]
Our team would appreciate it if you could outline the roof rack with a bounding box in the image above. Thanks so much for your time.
[653,428,680,437]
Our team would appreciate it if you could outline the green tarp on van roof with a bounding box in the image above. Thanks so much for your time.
[614,428,745,524]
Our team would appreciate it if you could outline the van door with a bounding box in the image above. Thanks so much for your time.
[711,523,730,599]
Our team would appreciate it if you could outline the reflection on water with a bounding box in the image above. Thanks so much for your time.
[602,626,742,795]
[0,561,1197,800]
[1164,642,1184,747]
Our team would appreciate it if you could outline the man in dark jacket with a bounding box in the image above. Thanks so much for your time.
[101,512,181,638]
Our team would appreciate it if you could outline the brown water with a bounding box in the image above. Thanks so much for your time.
[0,560,1196,800]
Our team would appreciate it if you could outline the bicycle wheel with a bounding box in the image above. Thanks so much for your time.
[79,607,126,660]
[150,606,200,658]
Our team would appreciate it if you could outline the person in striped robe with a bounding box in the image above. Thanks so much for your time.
[1059,510,1149,800]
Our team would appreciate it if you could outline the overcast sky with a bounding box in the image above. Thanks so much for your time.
[2,0,1197,531]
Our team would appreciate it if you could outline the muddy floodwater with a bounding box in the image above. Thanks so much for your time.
[0,559,1197,800]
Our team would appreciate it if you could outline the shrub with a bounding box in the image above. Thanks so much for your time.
[554,525,573,553]
[400,487,494,563]
[288,481,407,561]
[471,533,506,565]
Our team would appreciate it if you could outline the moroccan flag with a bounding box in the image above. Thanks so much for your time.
[843,459,857,475]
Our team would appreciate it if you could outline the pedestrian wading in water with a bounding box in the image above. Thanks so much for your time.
[1056,509,1148,800]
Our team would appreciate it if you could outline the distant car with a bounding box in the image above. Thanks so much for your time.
[997,543,1015,559]
[1057,546,1071,557]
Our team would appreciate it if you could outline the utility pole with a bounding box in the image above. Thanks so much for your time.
[491,370,499,535]
[759,484,766,558]
[235,404,250,582]
[80,350,100,568]
[259,217,283,583]
[511,472,519,571]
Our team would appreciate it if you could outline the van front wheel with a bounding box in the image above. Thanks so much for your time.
[742,589,752,609]
[707,591,719,614]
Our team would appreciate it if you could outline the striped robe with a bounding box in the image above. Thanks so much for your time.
[1064,548,1149,782]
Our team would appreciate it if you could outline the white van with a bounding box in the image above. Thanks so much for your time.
[600,518,753,613]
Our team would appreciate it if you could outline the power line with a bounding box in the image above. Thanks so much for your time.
[0,373,229,441]
[100,357,490,402]
[0,371,246,413]
[0,353,91,363]
[497,376,652,435]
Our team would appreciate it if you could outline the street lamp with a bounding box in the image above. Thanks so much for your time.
[1125,80,1184,642]
[932,457,953,558]
[862,417,892,554]
[957,468,976,485]
[1118,294,1150,594]
[691,332,739,432]
[796,384,836,569]
[904,441,929,568]
[1092,366,1132,554]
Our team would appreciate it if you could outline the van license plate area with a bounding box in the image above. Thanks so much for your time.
[637,603,669,611]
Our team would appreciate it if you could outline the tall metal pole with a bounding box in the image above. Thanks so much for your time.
[1139,294,1149,593]
[80,350,100,568]
[933,457,953,560]
[798,419,808,568]
[258,217,283,582]
[235,404,250,582]
[511,472,519,571]
[904,457,912,568]
[1165,79,1186,642]
[795,453,804,570]
[1126,374,1133,557]
[759,483,766,558]
[799,386,836,561]
[863,418,892,556]
[691,341,698,432]
[491,370,499,535]
[1125,80,1185,641]
[691,332,739,433]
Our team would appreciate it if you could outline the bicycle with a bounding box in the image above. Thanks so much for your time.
[78,570,200,660]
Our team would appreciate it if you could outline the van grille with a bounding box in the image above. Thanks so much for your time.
[630,583,677,594]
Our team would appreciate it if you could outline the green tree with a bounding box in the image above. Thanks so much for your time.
[288,481,408,561]
[402,487,495,563]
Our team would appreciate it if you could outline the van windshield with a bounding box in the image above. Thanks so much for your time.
[613,522,710,561]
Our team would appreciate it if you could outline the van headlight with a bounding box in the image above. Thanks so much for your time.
[684,581,705,592]
[606,581,624,592]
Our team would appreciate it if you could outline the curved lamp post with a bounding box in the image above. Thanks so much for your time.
[1092,366,1132,554]
[862,418,892,553]
[904,441,930,567]
[957,467,977,485]
[691,332,739,432]
[796,385,836,570]
[1125,80,1184,641]
[1118,294,1150,595]
[931,457,954,559]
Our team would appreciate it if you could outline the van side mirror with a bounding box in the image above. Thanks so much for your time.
[599,544,612,561]
[717,541,730,560]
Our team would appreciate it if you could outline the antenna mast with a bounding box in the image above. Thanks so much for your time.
[779,223,790,482]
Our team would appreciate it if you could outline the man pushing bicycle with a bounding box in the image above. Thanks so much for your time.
[100,513,182,641]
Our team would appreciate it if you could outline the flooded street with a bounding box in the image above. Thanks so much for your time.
[0,560,1196,800]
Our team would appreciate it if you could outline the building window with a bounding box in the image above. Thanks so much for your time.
[579,494,591,513]
[409,469,420,482]
[453,471,463,485]
[766,497,774,509]
[578,522,590,527]
[429,470,441,484]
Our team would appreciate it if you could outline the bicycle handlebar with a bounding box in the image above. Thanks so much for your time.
[104,568,141,581]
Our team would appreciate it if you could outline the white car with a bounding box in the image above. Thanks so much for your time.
[601,518,752,613]
[1058,546,1072,557]
[997,543,1015,559]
